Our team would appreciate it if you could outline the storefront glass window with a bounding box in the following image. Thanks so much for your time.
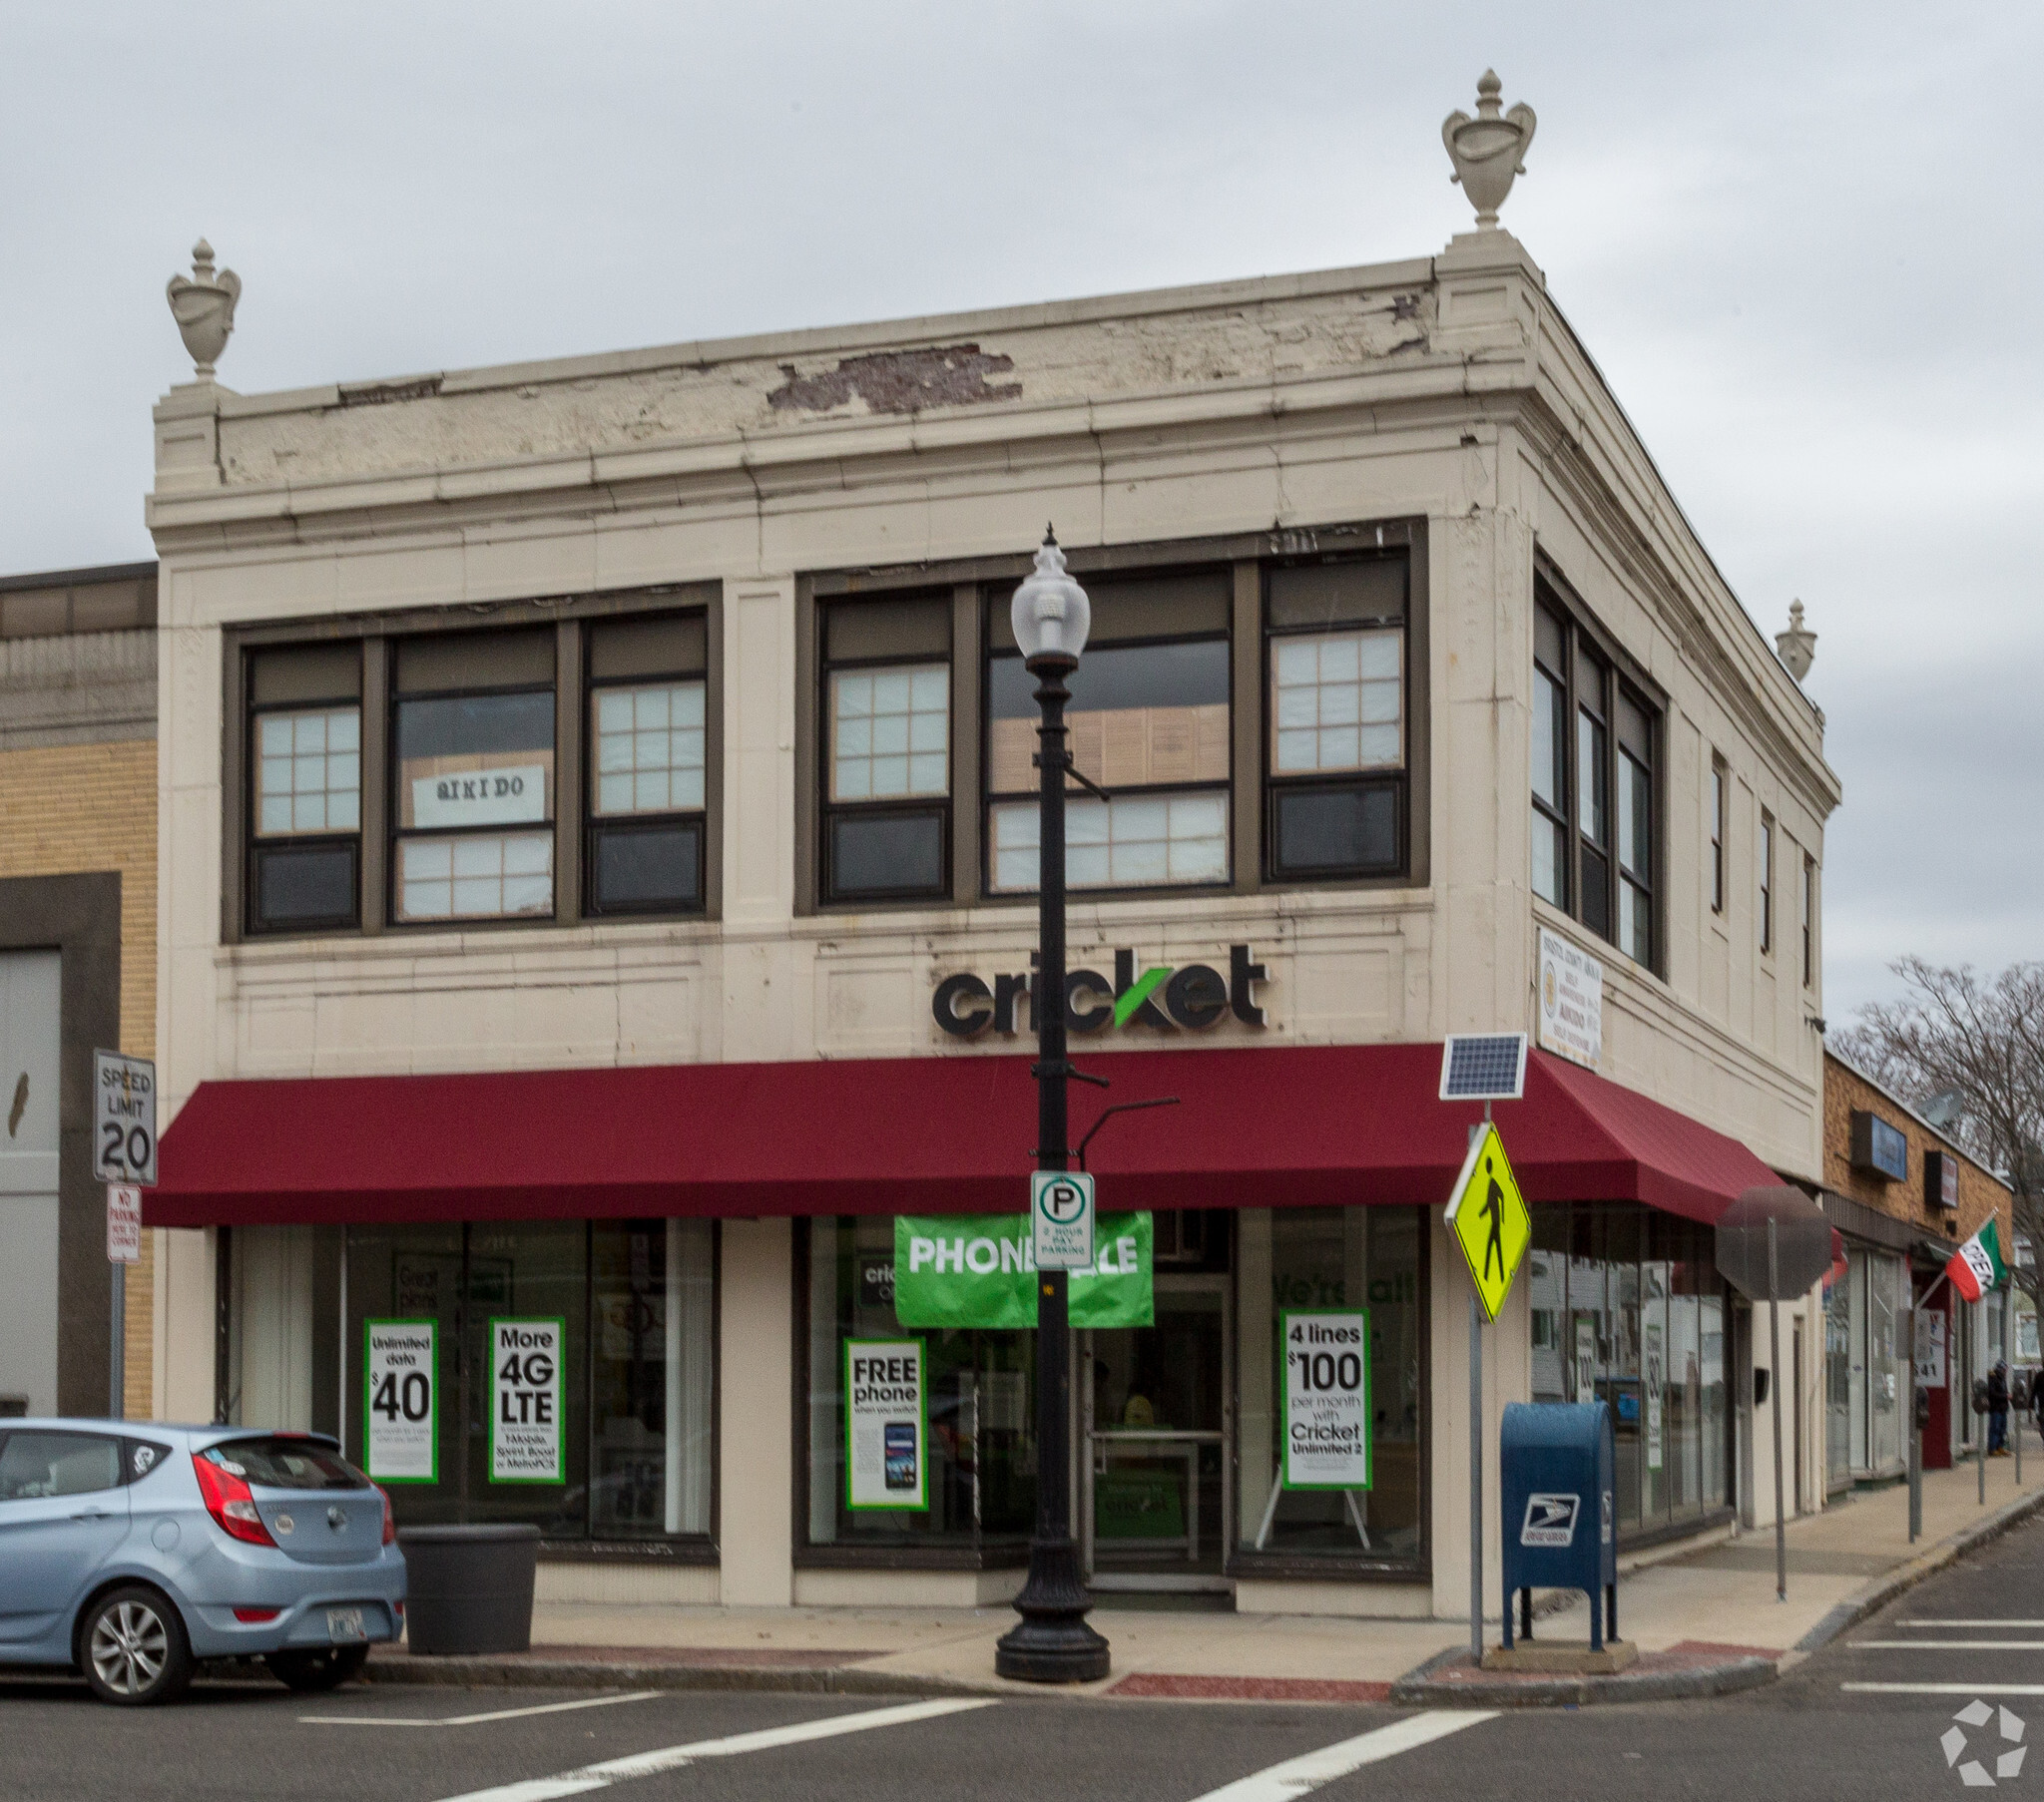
[342,1218,714,1541]
[1235,1206,1423,1567]
[803,1216,1036,1552]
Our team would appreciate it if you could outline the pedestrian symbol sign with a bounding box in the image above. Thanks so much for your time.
[1444,1123,1530,1321]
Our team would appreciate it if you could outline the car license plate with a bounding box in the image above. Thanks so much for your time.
[326,1606,366,1643]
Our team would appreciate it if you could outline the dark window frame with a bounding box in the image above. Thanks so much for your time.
[245,661,364,937]
[223,587,721,944]
[387,670,560,931]
[1261,554,1412,885]
[815,596,955,909]
[583,625,712,919]
[982,609,1235,903]
[1531,570,1665,974]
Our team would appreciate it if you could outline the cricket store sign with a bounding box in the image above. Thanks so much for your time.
[933,946,1267,1038]
[363,1320,438,1483]
[490,1317,565,1484]
[846,1339,926,1511]
[1281,1311,1372,1490]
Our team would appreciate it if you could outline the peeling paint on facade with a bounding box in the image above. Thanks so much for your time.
[766,343,1021,416]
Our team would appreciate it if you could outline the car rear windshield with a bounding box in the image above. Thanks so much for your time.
[206,1437,368,1491]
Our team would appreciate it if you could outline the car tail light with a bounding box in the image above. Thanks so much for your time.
[195,1452,275,1547]
[376,1484,395,1547]
[232,1606,280,1623]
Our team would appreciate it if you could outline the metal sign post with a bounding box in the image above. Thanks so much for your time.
[1714,1185,1832,1605]
[94,1053,156,1423]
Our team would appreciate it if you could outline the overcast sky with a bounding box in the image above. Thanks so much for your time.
[4,3,2037,1022]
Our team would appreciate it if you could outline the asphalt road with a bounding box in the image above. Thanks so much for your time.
[9,1514,2044,1802]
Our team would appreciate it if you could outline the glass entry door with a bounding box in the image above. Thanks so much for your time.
[1082,1279,1230,1590]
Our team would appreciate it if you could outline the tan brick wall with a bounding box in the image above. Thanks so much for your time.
[0,736,158,1416]
[1824,1051,2011,1258]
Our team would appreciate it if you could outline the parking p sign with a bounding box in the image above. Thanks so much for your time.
[1031,1170,1095,1271]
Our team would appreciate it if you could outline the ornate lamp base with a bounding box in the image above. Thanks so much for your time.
[994,1539,1110,1683]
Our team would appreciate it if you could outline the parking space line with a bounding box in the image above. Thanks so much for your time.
[301,1691,660,1728]
[1183,1710,1497,1802]
[1854,1641,2044,1651]
[1843,1684,2044,1696]
[429,1696,994,1802]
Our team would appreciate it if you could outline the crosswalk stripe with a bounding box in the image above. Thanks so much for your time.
[1184,1711,1496,1802]
[428,1697,994,1802]
[1843,1684,2044,1696]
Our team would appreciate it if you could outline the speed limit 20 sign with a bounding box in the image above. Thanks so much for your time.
[93,1050,156,1186]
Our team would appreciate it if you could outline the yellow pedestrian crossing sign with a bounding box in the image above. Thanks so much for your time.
[1445,1123,1530,1321]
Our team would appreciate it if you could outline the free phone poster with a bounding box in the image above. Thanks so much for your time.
[845,1338,926,1511]
[1280,1310,1372,1490]
[489,1316,566,1484]
[363,1319,437,1484]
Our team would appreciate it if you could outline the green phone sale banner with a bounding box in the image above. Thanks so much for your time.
[892,1212,1153,1329]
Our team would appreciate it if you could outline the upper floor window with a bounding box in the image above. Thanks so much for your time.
[1265,559,1407,881]
[247,643,362,933]
[1709,758,1727,915]
[1530,586,1659,970]
[587,614,709,915]
[1759,812,1775,956]
[820,595,951,903]
[987,573,1231,895]
[392,631,555,925]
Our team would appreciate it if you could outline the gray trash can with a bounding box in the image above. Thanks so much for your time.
[399,1524,542,1655]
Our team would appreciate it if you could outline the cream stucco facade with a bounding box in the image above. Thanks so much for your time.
[148,225,1839,1622]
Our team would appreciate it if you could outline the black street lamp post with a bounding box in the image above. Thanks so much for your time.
[994,530,1111,1684]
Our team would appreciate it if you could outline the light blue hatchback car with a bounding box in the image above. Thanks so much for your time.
[0,1420,406,1705]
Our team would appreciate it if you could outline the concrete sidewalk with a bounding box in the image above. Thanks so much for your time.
[367,1454,2044,1706]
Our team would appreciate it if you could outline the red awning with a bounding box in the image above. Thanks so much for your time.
[147,1043,1778,1230]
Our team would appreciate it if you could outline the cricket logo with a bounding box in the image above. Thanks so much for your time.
[1943,1700,2025,1786]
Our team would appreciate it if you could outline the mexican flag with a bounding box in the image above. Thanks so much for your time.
[1948,1218,2010,1302]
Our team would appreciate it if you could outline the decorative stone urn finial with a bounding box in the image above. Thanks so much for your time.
[1776,601,1816,682]
[166,238,242,378]
[1442,70,1537,229]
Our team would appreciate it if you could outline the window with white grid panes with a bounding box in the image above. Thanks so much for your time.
[1271,631,1401,774]
[256,708,361,836]
[819,594,953,904]
[829,666,948,802]
[399,831,554,921]
[595,683,707,816]
[1264,558,1407,881]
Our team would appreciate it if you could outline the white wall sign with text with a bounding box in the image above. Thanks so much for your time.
[1537,927,1604,1071]
[489,1316,565,1484]
[412,763,548,830]
[363,1319,438,1483]
[1280,1310,1373,1490]
[845,1338,927,1512]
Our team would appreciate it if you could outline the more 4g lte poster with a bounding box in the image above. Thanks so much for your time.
[490,1317,566,1484]
[363,1319,437,1483]
[845,1338,927,1512]
[1280,1311,1372,1490]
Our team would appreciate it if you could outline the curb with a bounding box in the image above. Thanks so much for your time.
[1387,1482,2044,1709]
[362,1653,993,1700]
[1791,1480,2044,1656]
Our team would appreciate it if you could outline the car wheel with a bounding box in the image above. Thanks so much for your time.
[265,1644,369,1692]
[81,1585,194,1706]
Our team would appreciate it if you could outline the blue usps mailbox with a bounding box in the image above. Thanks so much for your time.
[1499,1400,1617,1651]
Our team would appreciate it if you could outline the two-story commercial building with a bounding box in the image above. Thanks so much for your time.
[143,185,1840,1624]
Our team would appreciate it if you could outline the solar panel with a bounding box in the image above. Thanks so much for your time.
[1438,1033,1528,1102]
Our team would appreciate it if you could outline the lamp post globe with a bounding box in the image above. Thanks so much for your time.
[994,528,1111,1684]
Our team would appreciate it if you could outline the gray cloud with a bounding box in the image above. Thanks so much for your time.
[4,2,2037,1013]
